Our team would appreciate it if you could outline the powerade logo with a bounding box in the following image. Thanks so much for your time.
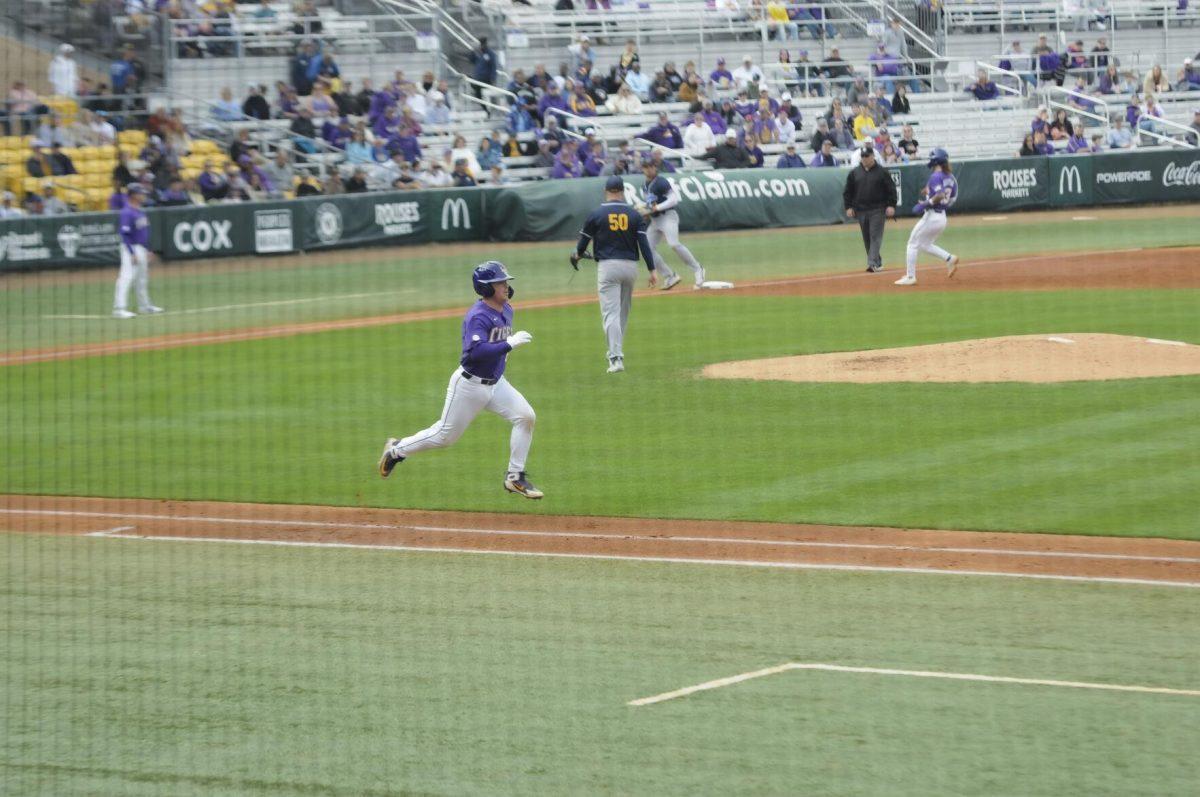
[672,171,811,202]
[173,220,233,253]
[375,201,420,236]
[1162,160,1200,187]
[992,168,1038,199]
[1096,170,1152,184]
[254,209,293,253]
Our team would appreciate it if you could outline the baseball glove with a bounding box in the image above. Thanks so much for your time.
[569,251,593,270]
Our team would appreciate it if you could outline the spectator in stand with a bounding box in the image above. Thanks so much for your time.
[390,124,422,165]
[731,55,765,91]
[1066,124,1090,153]
[110,45,140,94]
[775,109,796,144]
[898,124,919,157]
[647,148,674,174]
[743,133,765,167]
[263,150,294,197]
[253,0,276,19]
[25,144,53,178]
[452,159,477,187]
[1069,77,1098,113]
[606,83,643,115]
[1,190,25,218]
[567,34,594,73]
[811,138,838,166]
[570,82,598,116]
[1090,37,1111,71]
[830,117,854,149]
[890,84,911,116]
[852,103,876,141]
[309,80,338,117]
[48,143,77,175]
[664,62,684,95]
[238,154,274,195]
[1003,40,1035,88]
[880,140,905,164]
[821,47,852,88]
[469,37,499,99]
[710,57,734,90]
[39,182,70,215]
[243,84,271,120]
[447,134,482,177]
[157,176,192,207]
[425,91,452,125]
[618,40,640,77]
[1144,65,1170,95]
[778,92,801,126]
[228,129,255,164]
[1049,108,1073,140]
[33,114,69,148]
[290,106,318,153]
[533,140,555,169]
[624,64,651,100]
[641,112,684,150]
[5,81,42,135]
[967,69,1000,101]
[293,0,323,37]
[650,71,674,103]
[846,74,869,106]
[1125,93,1142,127]
[49,43,79,98]
[1089,133,1104,153]
[390,158,419,190]
[869,85,891,116]
[1097,64,1120,95]
[1031,107,1051,135]
[292,41,317,96]
[345,130,374,164]
[882,18,907,59]
[321,170,342,196]
[540,115,567,152]
[1105,115,1133,148]
[752,108,778,143]
[578,127,605,162]
[1034,35,1060,85]
[766,0,799,40]
[538,83,570,123]
[1188,108,1200,146]
[704,131,752,168]
[867,96,890,127]
[294,175,322,197]
[489,164,514,185]
[683,112,717,156]
[795,4,835,38]
[1065,40,1088,77]
[551,140,583,178]
[1138,94,1165,135]
[696,98,724,134]
[1177,59,1200,92]
[77,109,116,146]
[793,50,823,97]
[198,160,228,201]
[507,97,537,134]
[1033,130,1054,155]
[868,44,901,93]
[213,86,243,121]
[678,73,702,104]
[776,141,806,168]
[809,118,833,151]
[345,167,369,193]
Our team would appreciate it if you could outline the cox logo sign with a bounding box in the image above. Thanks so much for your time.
[173,220,233,253]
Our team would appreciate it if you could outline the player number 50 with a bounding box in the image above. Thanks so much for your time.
[607,213,629,231]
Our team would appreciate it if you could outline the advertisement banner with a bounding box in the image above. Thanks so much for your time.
[429,189,485,243]
[1093,149,1200,205]
[951,157,1050,211]
[297,192,426,251]
[158,203,267,260]
[1048,155,1095,207]
[0,212,122,271]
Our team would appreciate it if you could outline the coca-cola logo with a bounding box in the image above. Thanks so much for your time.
[1162,160,1200,187]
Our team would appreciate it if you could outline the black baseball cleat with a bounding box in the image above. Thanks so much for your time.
[504,471,544,499]
[866,264,883,273]
[378,438,404,478]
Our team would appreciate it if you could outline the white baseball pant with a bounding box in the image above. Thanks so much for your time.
[391,369,535,474]
[647,210,705,286]
[905,211,954,279]
[597,258,638,361]
[114,244,155,312]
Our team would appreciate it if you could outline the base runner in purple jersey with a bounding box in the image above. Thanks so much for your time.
[896,147,961,286]
[377,261,543,499]
[112,186,163,319]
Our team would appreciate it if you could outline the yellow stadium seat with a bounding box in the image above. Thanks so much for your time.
[118,129,147,145]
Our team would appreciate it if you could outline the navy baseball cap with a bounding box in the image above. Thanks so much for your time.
[605,176,625,191]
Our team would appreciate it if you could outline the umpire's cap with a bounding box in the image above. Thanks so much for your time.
[927,147,950,167]
[472,261,515,297]
[605,176,625,192]
[859,145,876,158]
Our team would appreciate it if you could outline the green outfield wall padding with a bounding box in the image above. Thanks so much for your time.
[2,149,1196,271]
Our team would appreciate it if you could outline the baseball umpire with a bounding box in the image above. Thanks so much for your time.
[571,175,658,373]
[842,145,897,273]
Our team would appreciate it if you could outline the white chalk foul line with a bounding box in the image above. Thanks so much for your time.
[42,290,416,320]
[77,529,1200,589]
[628,662,1200,706]
[7,508,1200,565]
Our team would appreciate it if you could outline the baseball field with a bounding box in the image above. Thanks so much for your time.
[3,205,1200,794]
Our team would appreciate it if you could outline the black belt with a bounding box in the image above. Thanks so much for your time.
[461,370,497,385]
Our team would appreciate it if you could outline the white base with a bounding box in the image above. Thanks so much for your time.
[698,280,735,290]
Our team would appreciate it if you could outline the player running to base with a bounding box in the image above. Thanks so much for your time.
[640,160,705,290]
[572,176,659,373]
[377,261,542,499]
[112,185,163,318]
[896,147,960,286]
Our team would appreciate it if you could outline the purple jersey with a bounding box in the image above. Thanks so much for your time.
[924,170,957,211]
[460,300,514,381]
[119,204,150,250]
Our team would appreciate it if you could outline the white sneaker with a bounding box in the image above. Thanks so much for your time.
[947,255,960,278]
[112,309,136,319]
[894,275,917,286]
[139,305,164,314]
[607,357,624,373]
[662,274,681,291]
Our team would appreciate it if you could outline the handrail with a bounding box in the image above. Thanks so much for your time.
[976,60,1024,99]
[1132,113,1200,149]
[438,54,515,116]
[1044,85,1110,120]
[632,137,697,165]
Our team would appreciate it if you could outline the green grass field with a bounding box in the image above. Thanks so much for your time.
[3,207,1200,794]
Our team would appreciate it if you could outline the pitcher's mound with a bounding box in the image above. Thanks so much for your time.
[703,334,1200,384]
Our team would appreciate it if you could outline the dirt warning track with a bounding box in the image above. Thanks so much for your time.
[4,496,1199,587]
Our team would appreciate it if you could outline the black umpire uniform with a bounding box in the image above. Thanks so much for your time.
[843,145,898,272]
